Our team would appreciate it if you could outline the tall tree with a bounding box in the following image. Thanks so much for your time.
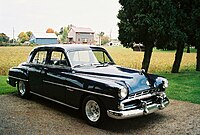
[193,0,200,71]
[0,33,9,43]
[118,0,177,72]
[196,37,200,71]
[18,32,29,43]
[171,0,190,73]
[101,35,110,45]
[171,0,200,72]
[60,26,69,43]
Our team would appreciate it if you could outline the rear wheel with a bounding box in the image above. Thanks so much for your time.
[17,81,30,98]
[82,96,106,126]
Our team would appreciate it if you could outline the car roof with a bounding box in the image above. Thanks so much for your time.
[33,44,104,52]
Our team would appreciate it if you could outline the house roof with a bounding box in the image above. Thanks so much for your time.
[32,33,58,39]
[71,27,94,33]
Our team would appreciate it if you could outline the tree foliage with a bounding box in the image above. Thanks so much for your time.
[171,0,188,73]
[101,35,110,45]
[17,31,33,43]
[18,32,29,43]
[118,0,178,72]
[118,0,200,72]
[46,28,55,33]
[192,1,200,71]
[0,33,9,43]
[171,0,200,72]
[60,26,69,43]
[26,31,33,38]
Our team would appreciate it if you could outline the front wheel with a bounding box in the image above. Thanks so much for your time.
[17,81,30,98]
[82,96,106,126]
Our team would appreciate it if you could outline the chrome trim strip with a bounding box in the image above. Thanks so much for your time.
[9,76,28,82]
[43,80,115,98]
[30,91,79,110]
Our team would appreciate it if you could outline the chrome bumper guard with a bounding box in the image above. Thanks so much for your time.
[107,99,169,119]
[6,78,9,84]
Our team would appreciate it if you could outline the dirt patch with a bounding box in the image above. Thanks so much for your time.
[0,93,200,135]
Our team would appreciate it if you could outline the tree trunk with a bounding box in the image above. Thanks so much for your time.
[186,45,190,53]
[171,42,184,73]
[196,45,200,71]
[142,44,154,72]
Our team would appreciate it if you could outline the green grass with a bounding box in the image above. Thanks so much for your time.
[0,76,16,94]
[153,47,197,53]
[158,71,200,104]
[1,71,200,104]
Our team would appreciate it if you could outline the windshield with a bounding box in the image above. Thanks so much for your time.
[68,50,99,67]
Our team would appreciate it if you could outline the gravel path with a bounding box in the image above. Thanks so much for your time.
[0,93,200,135]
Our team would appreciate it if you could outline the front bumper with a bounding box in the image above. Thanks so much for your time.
[107,98,169,119]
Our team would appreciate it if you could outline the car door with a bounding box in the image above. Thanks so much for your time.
[28,49,48,95]
[42,50,71,103]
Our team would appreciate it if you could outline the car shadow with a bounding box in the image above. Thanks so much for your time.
[13,93,83,120]
[99,113,167,133]
[12,93,168,134]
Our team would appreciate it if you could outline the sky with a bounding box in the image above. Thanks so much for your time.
[0,0,121,39]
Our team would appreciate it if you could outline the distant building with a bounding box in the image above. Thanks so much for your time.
[132,43,145,51]
[108,40,121,46]
[30,33,58,45]
[68,26,94,44]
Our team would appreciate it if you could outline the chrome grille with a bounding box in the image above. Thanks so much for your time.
[129,89,156,99]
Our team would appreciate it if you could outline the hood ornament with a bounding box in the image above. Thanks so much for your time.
[139,69,145,75]
[139,69,155,87]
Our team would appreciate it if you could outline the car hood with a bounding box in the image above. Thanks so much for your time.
[74,65,155,95]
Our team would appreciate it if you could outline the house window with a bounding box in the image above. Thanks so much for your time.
[78,38,80,41]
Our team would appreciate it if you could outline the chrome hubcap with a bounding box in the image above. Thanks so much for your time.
[85,100,100,122]
[18,81,26,96]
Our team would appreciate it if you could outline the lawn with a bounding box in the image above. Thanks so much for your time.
[158,71,200,104]
[0,76,16,94]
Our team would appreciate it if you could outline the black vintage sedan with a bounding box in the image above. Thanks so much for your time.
[7,44,169,126]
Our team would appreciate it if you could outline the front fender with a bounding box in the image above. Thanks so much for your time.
[8,67,29,87]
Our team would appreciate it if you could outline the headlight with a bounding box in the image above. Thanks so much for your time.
[162,78,168,88]
[155,77,169,89]
[118,86,128,100]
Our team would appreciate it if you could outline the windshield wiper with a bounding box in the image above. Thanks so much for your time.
[94,62,113,67]
[73,64,85,68]
[73,63,93,68]
[103,62,114,66]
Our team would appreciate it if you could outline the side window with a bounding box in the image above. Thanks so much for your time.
[31,51,47,64]
[93,51,111,64]
[49,51,68,66]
